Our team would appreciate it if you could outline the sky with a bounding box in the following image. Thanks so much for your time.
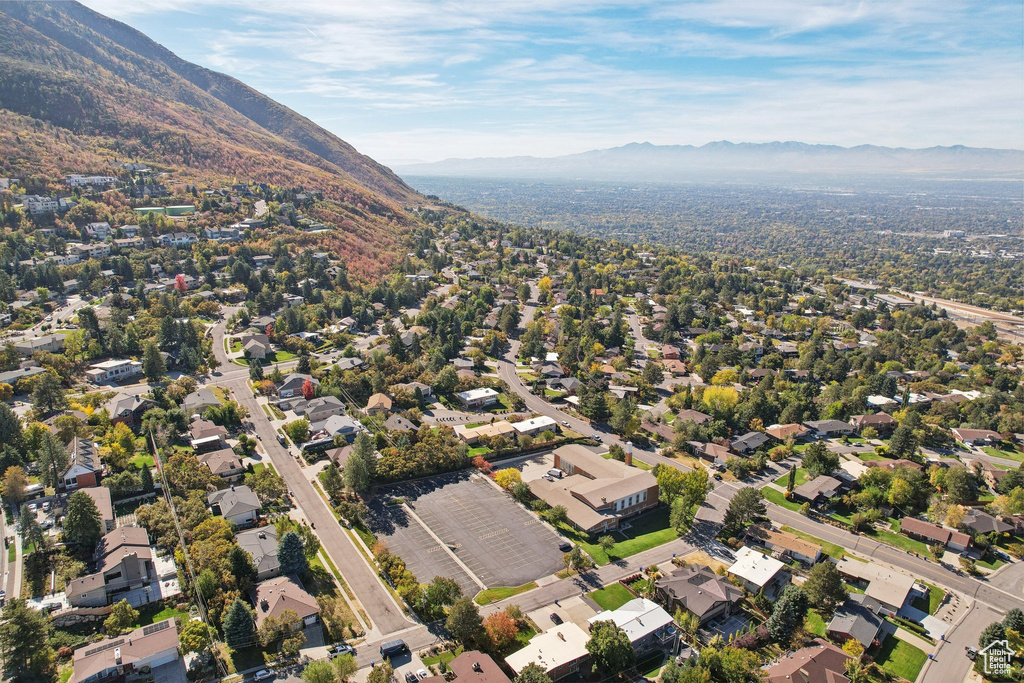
[81,0,1024,165]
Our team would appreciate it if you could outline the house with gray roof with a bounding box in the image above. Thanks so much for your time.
[731,431,770,454]
[183,387,220,416]
[236,527,280,580]
[208,485,261,526]
[654,564,743,625]
[826,594,884,648]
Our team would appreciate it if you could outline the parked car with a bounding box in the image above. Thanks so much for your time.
[41,520,53,530]
[416,670,430,679]
[405,673,418,683]
[591,434,602,441]
[549,613,563,625]
[41,502,51,512]
[558,542,572,552]
[253,670,275,681]
[328,643,355,657]
[561,420,569,426]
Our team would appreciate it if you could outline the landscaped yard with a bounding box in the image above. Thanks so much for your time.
[762,486,801,512]
[475,582,537,605]
[913,585,942,618]
[130,453,154,469]
[773,467,809,488]
[803,609,826,637]
[983,445,1024,463]
[871,636,927,682]
[589,583,634,611]
[423,647,464,667]
[136,602,189,627]
[569,507,678,565]
[467,445,492,457]
[867,520,929,555]
[780,525,854,561]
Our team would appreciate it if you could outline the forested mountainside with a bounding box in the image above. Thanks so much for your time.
[0,1,424,280]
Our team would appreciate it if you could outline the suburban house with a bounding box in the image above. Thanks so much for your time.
[365,393,392,416]
[745,525,822,565]
[791,476,846,507]
[730,431,770,454]
[803,420,855,438]
[687,441,732,467]
[587,598,677,656]
[394,381,433,398]
[240,333,272,360]
[66,527,155,607]
[529,445,658,533]
[70,619,180,683]
[455,421,518,445]
[420,651,510,683]
[504,622,590,681]
[105,394,153,426]
[184,388,221,416]
[253,575,320,629]
[661,344,680,360]
[764,639,852,683]
[850,413,897,435]
[765,423,811,442]
[236,527,281,581]
[513,416,558,437]
[310,415,364,442]
[640,419,676,443]
[654,564,743,625]
[208,485,261,527]
[189,418,228,442]
[296,396,347,423]
[456,387,500,409]
[827,594,884,649]
[951,428,1002,446]
[85,359,142,384]
[835,557,917,615]
[61,437,101,490]
[727,546,789,597]
[80,486,116,533]
[675,409,712,425]
[384,415,417,433]
[278,373,319,399]
[13,333,65,355]
[198,448,244,482]
[900,517,972,552]
[962,509,1013,536]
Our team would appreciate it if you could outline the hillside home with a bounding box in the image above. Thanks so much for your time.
[70,619,179,683]
[61,437,101,490]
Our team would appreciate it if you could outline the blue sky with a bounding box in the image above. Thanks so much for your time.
[82,0,1023,164]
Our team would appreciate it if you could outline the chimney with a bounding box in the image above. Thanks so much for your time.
[557,632,565,642]
[260,599,269,611]
[473,662,482,672]
[625,441,633,466]
[114,648,122,665]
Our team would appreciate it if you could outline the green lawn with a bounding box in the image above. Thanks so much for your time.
[130,453,155,469]
[983,446,1024,463]
[587,507,678,565]
[762,486,801,511]
[467,445,492,457]
[911,583,945,615]
[773,468,809,488]
[135,602,189,627]
[779,526,849,560]
[422,647,464,667]
[589,583,635,611]
[868,523,930,555]
[475,582,537,605]
[858,452,886,462]
[872,636,927,682]
[803,610,827,637]
[7,545,14,562]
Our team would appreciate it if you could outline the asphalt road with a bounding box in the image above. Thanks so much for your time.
[208,319,414,637]
[921,602,1001,683]
[767,504,1024,613]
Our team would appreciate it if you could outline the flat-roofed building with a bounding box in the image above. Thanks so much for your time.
[504,623,590,681]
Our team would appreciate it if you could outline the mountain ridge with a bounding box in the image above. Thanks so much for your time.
[397,140,1024,182]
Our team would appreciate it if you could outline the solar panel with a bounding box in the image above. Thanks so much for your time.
[141,620,171,636]
[83,639,124,658]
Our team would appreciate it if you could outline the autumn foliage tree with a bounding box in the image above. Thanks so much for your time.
[483,611,518,652]
[301,378,315,400]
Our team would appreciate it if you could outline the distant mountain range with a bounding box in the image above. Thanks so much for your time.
[397,141,1024,182]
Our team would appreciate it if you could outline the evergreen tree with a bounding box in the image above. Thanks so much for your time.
[0,599,56,680]
[139,465,155,493]
[344,433,376,493]
[223,598,256,650]
[229,545,258,594]
[721,487,766,538]
[766,585,808,643]
[277,530,308,576]
[142,342,166,382]
[64,490,103,547]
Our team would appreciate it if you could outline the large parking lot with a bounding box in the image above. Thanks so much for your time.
[366,470,565,597]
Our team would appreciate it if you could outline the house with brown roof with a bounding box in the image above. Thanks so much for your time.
[746,524,822,565]
[850,413,896,435]
[792,476,846,507]
[421,651,511,683]
[198,447,245,482]
[654,564,743,625]
[80,486,116,533]
[764,639,852,683]
[71,619,180,683]
[528,445,658,533]
[676,409,711,425]
[365,393,392,415]
[640,419,675,443]
[253,575,320,629]
[661,345,680,360]
[687,441,731,466]
[900,517,972,552]
[951,428,1002,446]
[766,423,811,442]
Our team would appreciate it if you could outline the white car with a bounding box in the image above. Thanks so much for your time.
[417,670,430,679]
[253,670,275,681]
[561,420,569,426]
